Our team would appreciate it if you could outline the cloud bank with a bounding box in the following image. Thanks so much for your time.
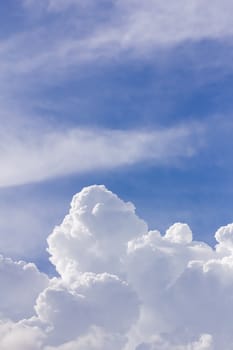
[1,185,233,349]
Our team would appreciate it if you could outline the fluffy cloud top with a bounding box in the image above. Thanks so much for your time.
[1,185,233,349]
[47,185,148,279]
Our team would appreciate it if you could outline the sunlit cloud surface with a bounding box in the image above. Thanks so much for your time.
[1,185,233,349]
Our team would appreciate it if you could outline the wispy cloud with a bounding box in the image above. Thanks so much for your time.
[0,123,202,187]
[24,0,233,46]
[1,0,233,81]
[0,0,232,138]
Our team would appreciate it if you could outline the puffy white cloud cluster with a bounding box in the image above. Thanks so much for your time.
[47,185,148,280]
[2,185,233,349]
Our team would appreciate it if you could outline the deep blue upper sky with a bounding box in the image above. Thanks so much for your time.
[0,0,233,269]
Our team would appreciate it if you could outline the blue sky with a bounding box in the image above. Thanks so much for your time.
[1,0,233,268]
[3,2,233,349]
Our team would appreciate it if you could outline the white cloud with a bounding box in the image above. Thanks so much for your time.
[1,0,232,82]
[44,326,126,350]
[23,0,233,48]
[0,124,202,188]
[0,256,48,321]
[47,184,148,280]
[0,320,44,350]
[35,272,138,346]
[215,223,233,251]
[2,185,233,348]
[164,222,193,244]
[135,333,213,350]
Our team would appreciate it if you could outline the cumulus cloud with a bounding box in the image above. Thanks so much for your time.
[135,333,213,350]
[0,256,48,321]
[2,185,233,349]
[36,272,138,346]
[47,185,148,279]
[44,326,126,350]
[0,124,202,187]
[0,320,45,350]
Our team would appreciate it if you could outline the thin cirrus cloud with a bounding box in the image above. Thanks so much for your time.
[21,0,233,62]
[24,0,233,44]
[1,0,233,83]
[1,184,233,349]
[0,123,202,188]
